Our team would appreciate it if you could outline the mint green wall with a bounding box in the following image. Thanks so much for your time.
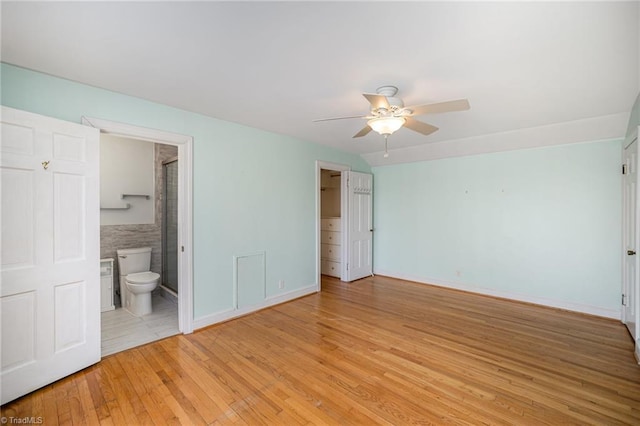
[373,140,622,314]
[1,63,370,318]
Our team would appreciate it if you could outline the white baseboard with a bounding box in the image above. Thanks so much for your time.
[374,270,621,320]
[193,284,317,331]
[635,341,640,365]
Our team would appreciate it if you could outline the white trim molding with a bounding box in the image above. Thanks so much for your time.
[82,116,195,334]
[193,284,317,331]
[374,269,621,320]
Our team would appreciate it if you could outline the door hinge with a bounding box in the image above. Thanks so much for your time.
[623,164,628,175]
[622,294,626,306]
[346,263,349,271]
[181,245,184,253]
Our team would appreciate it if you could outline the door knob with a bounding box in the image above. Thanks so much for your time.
[628,250,636,256]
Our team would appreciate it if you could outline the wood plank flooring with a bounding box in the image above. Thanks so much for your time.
[2,275,640,425]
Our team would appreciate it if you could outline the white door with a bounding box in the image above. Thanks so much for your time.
[1,106,100,404]
[343,171,373,281]
[623,138,639,340]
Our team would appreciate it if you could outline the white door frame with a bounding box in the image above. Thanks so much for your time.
[315,161,350,290]
[82,117,194,334]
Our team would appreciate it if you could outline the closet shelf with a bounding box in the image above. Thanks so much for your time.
[121,194,150,200]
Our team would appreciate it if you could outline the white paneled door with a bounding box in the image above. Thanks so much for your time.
[343,171,373,282]
[623,138,638,341]
[1,107,100,404]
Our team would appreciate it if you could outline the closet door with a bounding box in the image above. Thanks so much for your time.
[343,171,373,281]
[1,106,100,404]
[623,134,640,344]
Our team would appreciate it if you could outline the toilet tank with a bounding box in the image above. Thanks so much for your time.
[116,247,152,275]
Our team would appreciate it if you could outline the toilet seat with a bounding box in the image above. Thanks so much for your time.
[122,271,159,316]
[126,271,160,284]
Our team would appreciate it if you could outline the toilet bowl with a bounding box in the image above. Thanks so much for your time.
[124,271,160,316]
[116,247,160,317]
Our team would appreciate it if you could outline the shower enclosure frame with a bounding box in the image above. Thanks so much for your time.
[162,157,179,295]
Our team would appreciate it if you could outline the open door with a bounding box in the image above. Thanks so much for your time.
[623,137,639,342]
[1,107,101,404]
[343,171,373,282]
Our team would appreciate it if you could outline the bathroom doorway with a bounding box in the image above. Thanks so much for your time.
[83,115,194,357]
[162,158,179,295]
[98,138,180,356]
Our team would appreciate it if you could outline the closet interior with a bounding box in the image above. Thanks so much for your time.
[320,170,342,278]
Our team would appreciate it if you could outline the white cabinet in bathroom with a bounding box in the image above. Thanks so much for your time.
[100,258,115,312]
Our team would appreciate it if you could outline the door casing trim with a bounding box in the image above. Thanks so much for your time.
[82,116,194,334]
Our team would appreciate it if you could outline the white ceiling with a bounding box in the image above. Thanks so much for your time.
[2,1,639,161]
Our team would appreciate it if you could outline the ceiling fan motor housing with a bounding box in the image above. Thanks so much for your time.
[373,85,404,115]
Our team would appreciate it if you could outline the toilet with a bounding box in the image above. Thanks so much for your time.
[116,247,160,316]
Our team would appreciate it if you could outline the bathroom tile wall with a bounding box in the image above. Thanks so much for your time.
[100,142,178,300]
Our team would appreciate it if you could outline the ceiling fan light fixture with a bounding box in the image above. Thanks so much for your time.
[367,116,406,136]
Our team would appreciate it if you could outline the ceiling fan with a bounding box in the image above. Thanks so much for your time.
[313,85,470,157]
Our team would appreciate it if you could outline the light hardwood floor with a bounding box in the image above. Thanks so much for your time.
[2,275,639,425]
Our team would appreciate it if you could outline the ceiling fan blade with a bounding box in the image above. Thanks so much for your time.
[312,115,367,122]
[363,93,390,110]
[404,117,439,136]
[406,99,470,116]
[353,126,372,138]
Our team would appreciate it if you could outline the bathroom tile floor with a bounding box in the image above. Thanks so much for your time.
[101,293,179,357]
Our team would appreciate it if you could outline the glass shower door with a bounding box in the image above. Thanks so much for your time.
[163,160,179,293]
